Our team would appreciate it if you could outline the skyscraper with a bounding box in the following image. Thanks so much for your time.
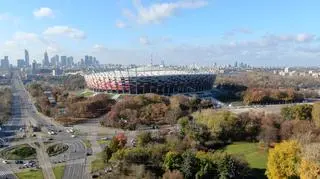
[17,59,25,68]
[61,56,67,66]
[67,56,74,67]
[32,60,36,74]
[1,56,10,69]
[24,49,30,67]
[43,51,49,67]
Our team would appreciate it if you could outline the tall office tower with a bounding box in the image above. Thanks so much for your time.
[89,56,93,66]
[32,60,37,74]
[84,55,89,66]
[25,49,30,67]
[80,58,84,66]
[50,56,56,67]
[67,56,74,67]
[43,51,50,67]
[1,56,10,69]
[54,55,59,66]
[60,56,67,66]
[17,59,25,68]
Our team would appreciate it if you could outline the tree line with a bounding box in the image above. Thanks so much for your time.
[0,88,12,124]
[101,94,213,130]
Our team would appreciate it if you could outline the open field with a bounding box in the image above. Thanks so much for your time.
[221,142,268,169]
[53,165,65,179]
[91,152,105,173]
[16,169,43,179]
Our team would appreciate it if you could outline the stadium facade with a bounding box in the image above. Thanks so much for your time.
[84,67,216,95]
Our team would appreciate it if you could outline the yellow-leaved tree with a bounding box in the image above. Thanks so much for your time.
[299,143,320,179]
[266,140,301,179]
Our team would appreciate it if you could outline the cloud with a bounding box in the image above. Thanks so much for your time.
[296,33,315,42]
[43,26,86,39]
[139,36,150,45]
[33,7,54,18]
[13,32,39,41]
[124,0,208,24]
[296,46,320,53]
[224,28,253,38]
[92,44,108,52]
[263,33,316,43]
[115,20,127,28]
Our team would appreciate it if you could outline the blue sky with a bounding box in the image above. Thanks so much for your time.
[0,0,320,66]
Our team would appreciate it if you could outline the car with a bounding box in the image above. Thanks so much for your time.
[15,160,23,164]
[71,135,76,138]
[2,160,9,164]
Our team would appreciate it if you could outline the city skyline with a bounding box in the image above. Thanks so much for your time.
[1,0,320,66]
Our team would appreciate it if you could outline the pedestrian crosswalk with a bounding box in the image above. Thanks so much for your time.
[0,166,16,179]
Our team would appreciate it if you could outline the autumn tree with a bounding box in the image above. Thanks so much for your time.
[312,102,320,128]
[266,140,301,179]
[299,143,320,179]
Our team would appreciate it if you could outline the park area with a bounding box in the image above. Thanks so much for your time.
[221,142,268,178]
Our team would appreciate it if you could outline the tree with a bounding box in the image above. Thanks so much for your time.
[102,146,113,163]
[281,104,313,121]
[266,140,301,179]
[212,153,249,179]
[137,131,152,147]
[180,150,199,179]
[116,133,127,148]
[195,151,218,178]
[123,147,150,164]
[109,136,120,152]
[193,110,237,141]
[299,143,320,179]
[163,151,183,171]
[312,102,320,127]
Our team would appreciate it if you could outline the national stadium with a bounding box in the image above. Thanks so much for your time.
[84,66,216,95]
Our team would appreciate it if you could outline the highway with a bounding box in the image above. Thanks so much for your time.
[0,72,88,179]
[0,73,24,179]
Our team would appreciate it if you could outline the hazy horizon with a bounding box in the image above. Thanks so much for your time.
[1,0,320,66]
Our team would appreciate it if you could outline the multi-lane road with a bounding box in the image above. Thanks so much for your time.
[0,72,89,179]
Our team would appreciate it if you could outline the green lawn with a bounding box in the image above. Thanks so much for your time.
[16,169,44,179]
[91,152,105,173]
[97,139,109,145]
[0,144,37,160]
[221,142,268,169]
[53,165,65,179]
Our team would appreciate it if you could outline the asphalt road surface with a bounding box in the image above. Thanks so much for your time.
[13,72,89,179]
[0,74,23,179]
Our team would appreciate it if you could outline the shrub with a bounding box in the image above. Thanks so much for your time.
[266,140,300,179]
[137,132,152,147]
[163,151,183,171]
[123,147,151,164]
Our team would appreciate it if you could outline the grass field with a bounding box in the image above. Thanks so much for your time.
[16,169,44,179]
[53,165,65,179]
[91,152,105,173]
[221,142,268,179]
[222,142,268,169]
[0,144,36,160]
[97,139,109,145]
